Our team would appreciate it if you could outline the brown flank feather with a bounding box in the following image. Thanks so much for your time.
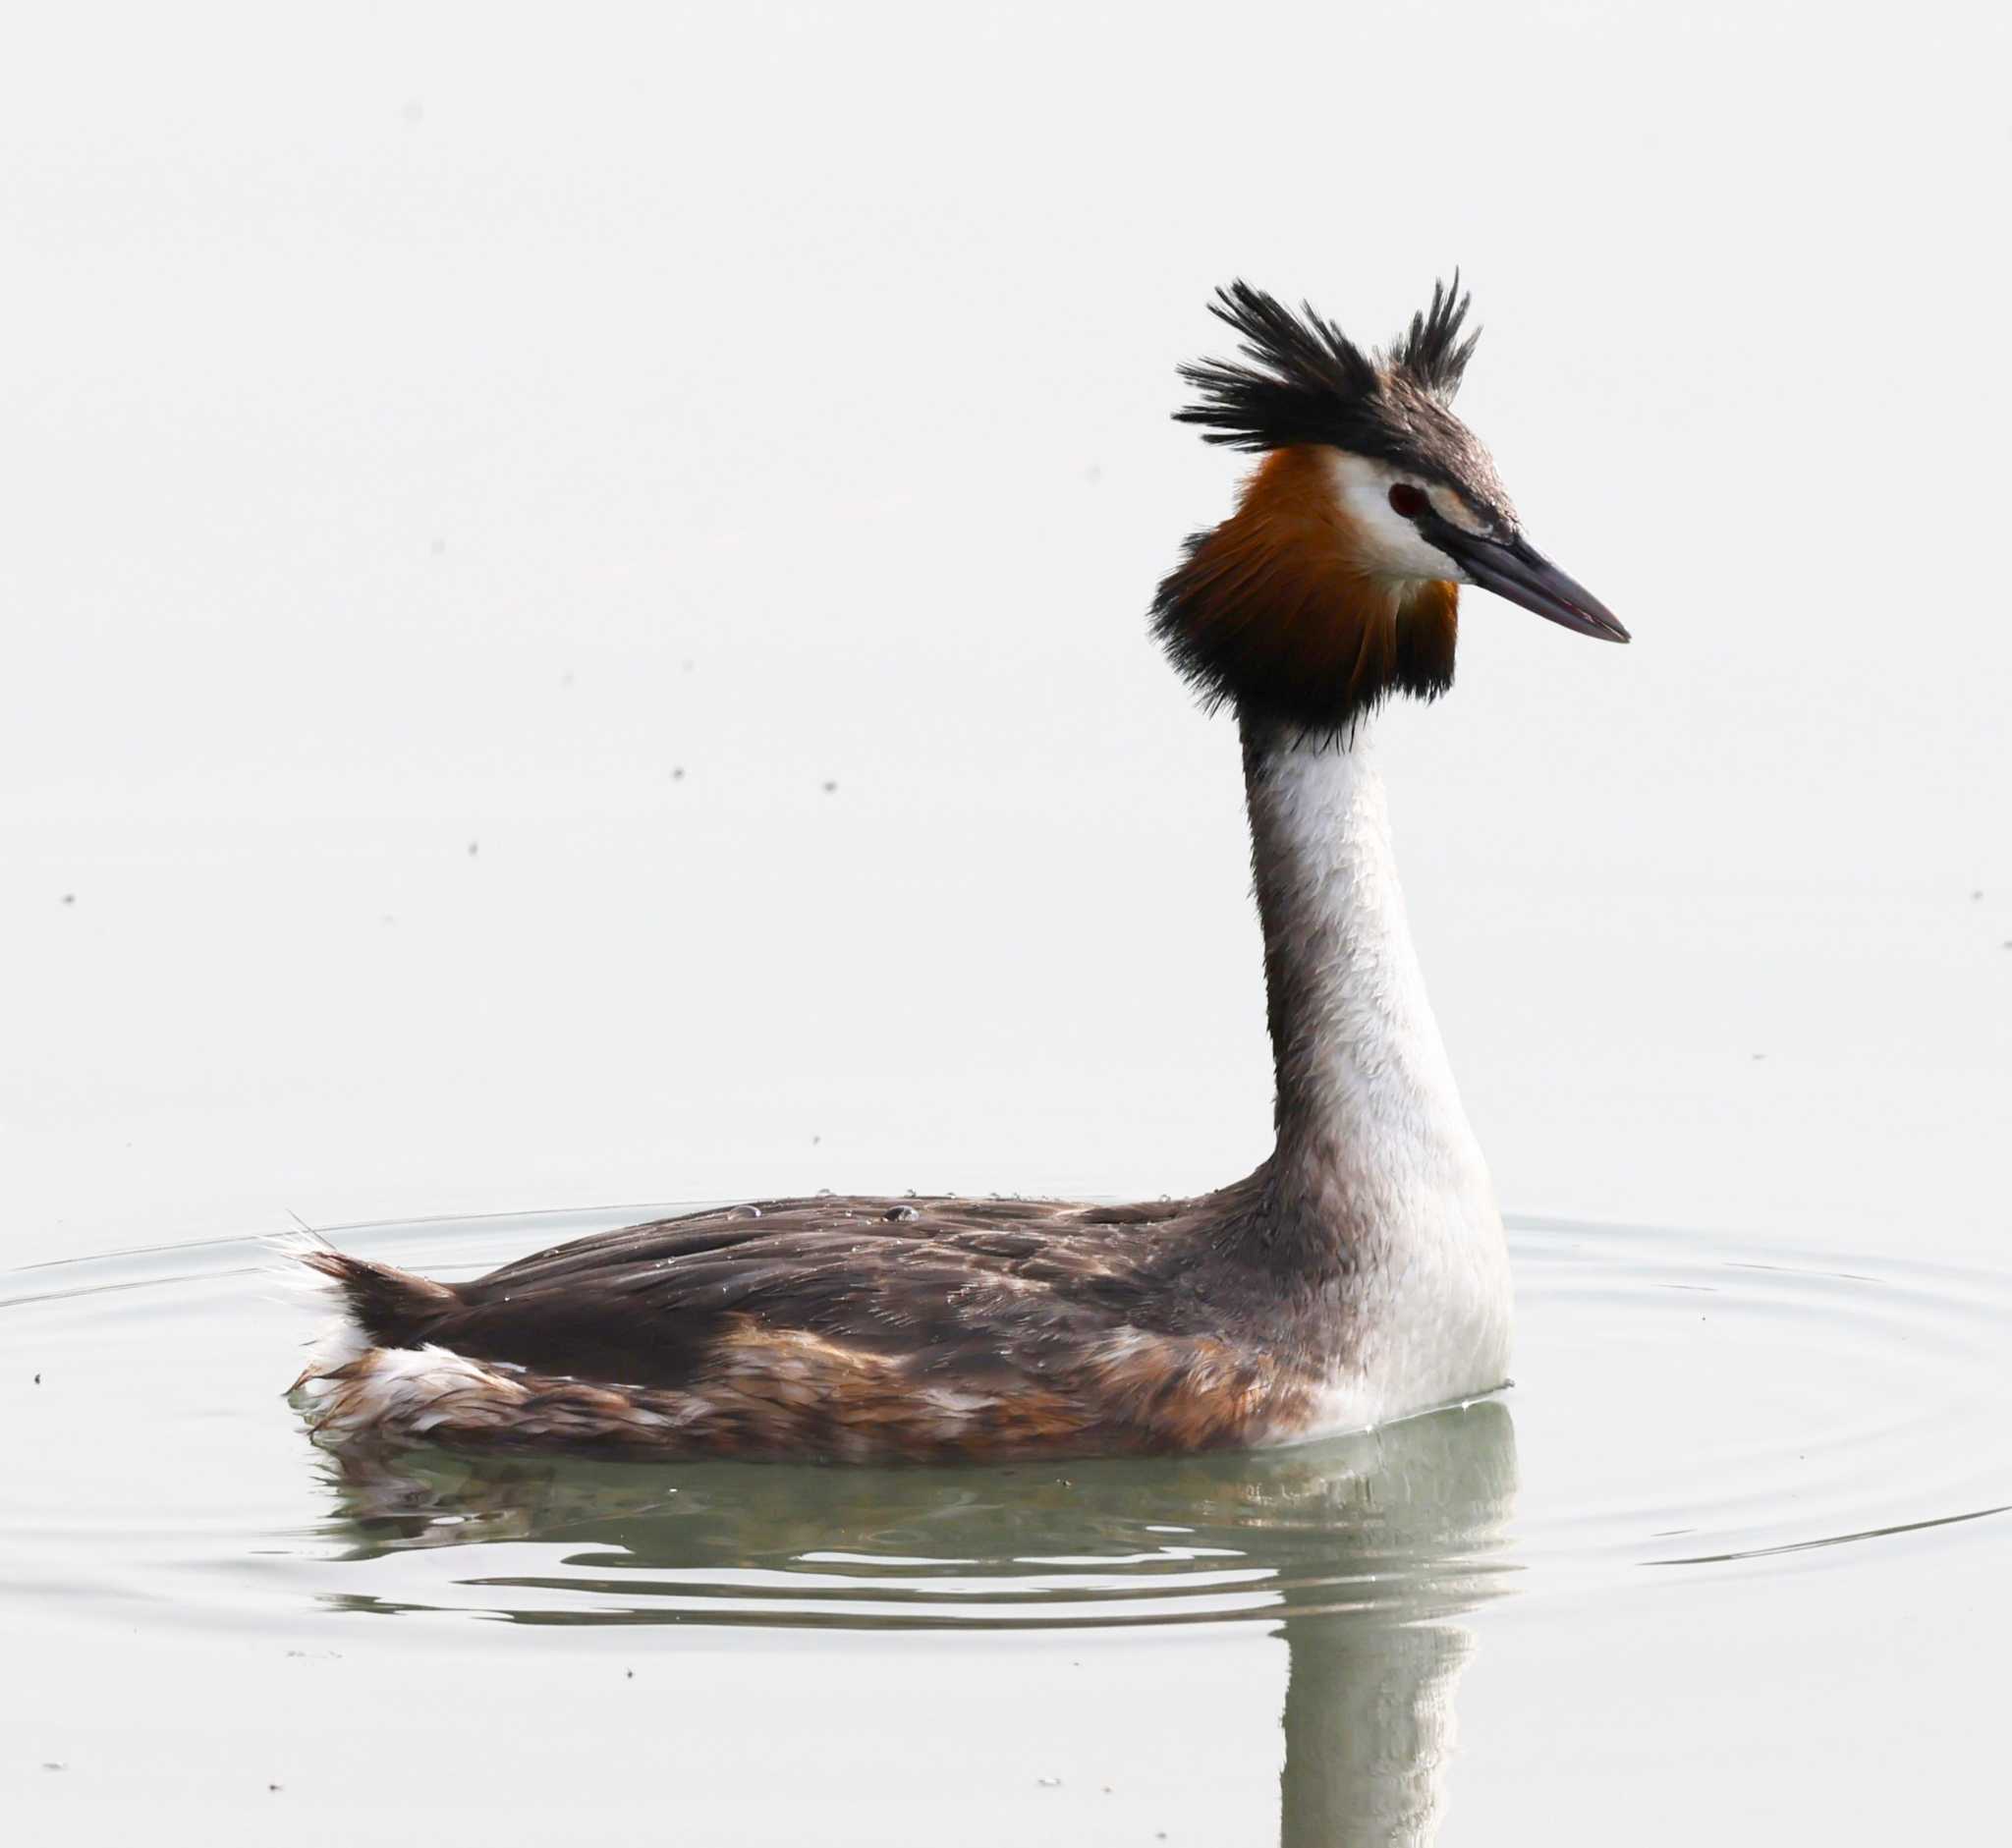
[291,1188,1326,1462]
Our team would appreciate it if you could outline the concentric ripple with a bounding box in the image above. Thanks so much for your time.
[4,1207,2008,1636]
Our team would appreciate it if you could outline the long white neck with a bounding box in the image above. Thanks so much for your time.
[1236,711,1511,1414]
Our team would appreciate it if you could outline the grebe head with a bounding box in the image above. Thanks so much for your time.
[1153,277,1626,739]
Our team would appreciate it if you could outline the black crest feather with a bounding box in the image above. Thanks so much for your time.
[1174,282,1378,453]
[1390,272,1479,401]
[1173,275,1484,467]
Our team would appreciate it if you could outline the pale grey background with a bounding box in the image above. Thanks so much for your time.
[9,1,2005,1264]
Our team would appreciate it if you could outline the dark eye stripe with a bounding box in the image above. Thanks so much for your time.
[1387,483,1428,519]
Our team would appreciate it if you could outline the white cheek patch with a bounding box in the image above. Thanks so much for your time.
[1321,451,1470,584]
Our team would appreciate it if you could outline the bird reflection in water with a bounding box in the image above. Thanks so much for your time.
[313,1398,1516,1844]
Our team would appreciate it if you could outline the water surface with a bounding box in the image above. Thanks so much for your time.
[7,1208,2007,1843]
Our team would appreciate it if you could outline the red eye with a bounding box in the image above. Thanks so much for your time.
[1387,483,1428,519]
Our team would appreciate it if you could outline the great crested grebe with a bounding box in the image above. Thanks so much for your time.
[293,278,1627,1462]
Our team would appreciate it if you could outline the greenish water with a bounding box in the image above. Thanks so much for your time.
[6,1209,2009,1843]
